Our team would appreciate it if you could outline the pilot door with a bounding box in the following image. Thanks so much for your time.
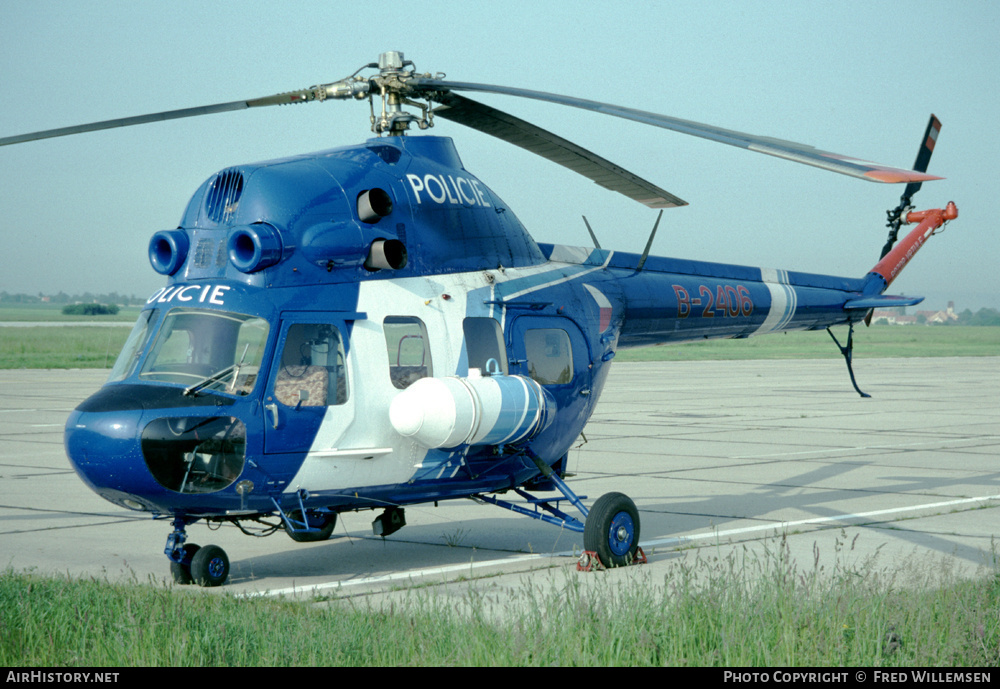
[262,314,354,455]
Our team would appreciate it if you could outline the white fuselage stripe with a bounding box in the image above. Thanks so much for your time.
[502,252,615,302]
[755,268,796,335]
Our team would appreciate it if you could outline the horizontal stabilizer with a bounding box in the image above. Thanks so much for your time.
[844,294,924,311]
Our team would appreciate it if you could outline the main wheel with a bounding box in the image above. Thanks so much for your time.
[190,544,230,587]
[169,543,200,585]
[283,509,337,542]
[584,492,640,568]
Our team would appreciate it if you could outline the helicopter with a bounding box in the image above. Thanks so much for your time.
[1,51,956,586]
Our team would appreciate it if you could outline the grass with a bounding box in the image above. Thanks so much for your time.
[0,303,140,369]
[2,534,997,666]
[0,326,131,369]
[0,303,140,323]
[615,326,1000,361]
[1,322,997,370]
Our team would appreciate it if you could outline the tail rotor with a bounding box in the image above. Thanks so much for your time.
[880,115,942,259]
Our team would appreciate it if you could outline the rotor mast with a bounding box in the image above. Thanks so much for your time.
[313,51,436,136]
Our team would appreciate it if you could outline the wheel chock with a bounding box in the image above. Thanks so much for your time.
[577,550,604,571]
[577,546,647,571]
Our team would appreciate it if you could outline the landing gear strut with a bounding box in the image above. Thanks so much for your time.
[827,324,870,398]
[475,449,643,569]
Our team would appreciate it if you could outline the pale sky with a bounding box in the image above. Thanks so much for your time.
[2,0,997,311]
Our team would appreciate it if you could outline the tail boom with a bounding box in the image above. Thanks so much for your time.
[865,202,957,294]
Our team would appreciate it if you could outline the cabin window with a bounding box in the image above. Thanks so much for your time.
[384,316,432,389]
[138,308,269,395]
[273,323,348,407]
[463,317,508,375]
[524,328,573,385]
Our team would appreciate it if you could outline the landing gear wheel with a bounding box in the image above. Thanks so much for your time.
[584,492,640,568]
[190,544,230,587]
[283,510,337,542]
[169,543,200,585]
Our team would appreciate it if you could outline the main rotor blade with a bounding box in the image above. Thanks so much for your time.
[0,86,337,147]
[411,78,943,185]
[432,93,686,209]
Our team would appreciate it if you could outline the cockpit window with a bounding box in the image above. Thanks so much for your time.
[142,416,246,494]
[273,322,349,406]
[108,309,156,382]
[138,308,269,395]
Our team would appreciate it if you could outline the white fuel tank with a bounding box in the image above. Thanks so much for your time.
[389,363,554,449]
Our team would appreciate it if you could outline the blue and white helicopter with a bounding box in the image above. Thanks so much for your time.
[1,52,956,586]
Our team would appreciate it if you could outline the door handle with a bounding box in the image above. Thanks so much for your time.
[265,403,279,429]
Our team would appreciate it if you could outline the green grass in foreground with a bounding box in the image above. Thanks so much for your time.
[2,535,997,666]
[0,324,997,370]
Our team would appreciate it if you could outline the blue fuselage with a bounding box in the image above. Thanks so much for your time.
[63,135,877,522]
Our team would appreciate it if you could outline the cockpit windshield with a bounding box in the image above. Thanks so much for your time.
[107,309,156,383]
[137,308,269,395]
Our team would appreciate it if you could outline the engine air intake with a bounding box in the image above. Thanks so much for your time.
[228,223,283,273]
[148,230,189,276]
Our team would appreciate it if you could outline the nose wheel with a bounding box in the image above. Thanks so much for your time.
[165,518,231,587]
[169,542,231,587]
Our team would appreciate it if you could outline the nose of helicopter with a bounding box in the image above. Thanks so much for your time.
[65,406,159,511]
[65,386,252,514]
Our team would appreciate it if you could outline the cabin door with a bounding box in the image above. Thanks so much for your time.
[262,314,355,455]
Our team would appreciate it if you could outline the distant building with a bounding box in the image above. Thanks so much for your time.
[918,301,960,324]
[871,301,958,325]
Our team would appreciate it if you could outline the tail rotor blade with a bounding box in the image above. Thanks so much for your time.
[881,115,942,258]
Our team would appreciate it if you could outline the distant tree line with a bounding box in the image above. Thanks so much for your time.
[0,291,145,306]
[954,308,1000,326]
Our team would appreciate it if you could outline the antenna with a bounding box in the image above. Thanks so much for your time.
[636,210,664,272]
[582,216,602,249]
